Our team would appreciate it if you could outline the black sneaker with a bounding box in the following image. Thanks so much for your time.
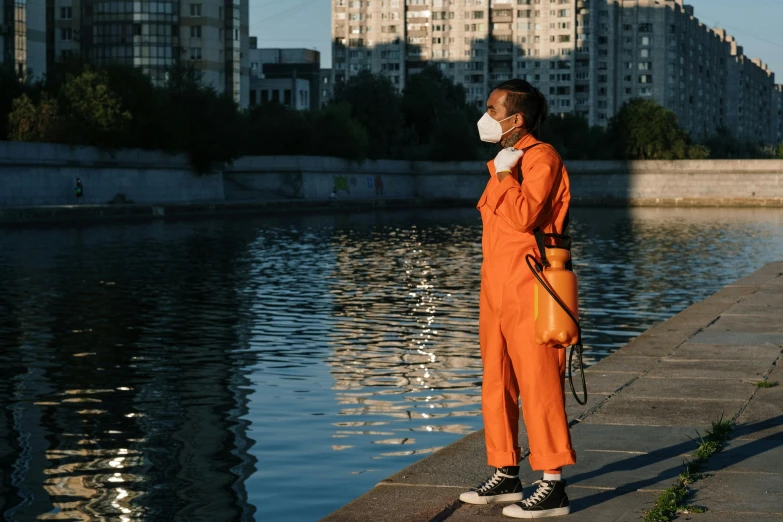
[459,467,524,505]
[502,479,570,518]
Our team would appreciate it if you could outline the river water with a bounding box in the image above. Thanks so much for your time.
[0,207,782,521]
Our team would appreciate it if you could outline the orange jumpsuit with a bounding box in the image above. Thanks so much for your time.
[476,133,576,471]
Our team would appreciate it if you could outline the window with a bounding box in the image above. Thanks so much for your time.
[61,28,72,41]
[190,3,201,16]
[639,74,652,83]
[640,49,649,58]
[638,62,652,70]
[190,25,202,38]
[640,36,652,46]
[190,47,201,60]
[284,89,292,106]
[261,90,269,104]
[61,6,72,19]
[638,23,652,32]
[250,90,257,106]
[272,90,280,103]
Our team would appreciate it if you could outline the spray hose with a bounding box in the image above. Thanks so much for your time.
[525,253,588,406]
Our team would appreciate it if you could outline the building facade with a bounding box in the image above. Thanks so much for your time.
[248,40,321,110]
[331,0,781,144]
[43,0,248,106]
[320,67,333,107]
[1,0,47,81]
[776,84,783,145]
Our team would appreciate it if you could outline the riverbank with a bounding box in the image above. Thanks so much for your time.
[4,196,783,225]
[323,261,783,522]
[2,142,783,216]
[0,198,471,225]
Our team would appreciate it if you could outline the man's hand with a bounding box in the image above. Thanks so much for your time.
[493,147,524,181]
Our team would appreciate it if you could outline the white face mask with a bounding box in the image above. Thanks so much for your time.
[477,112,518,143]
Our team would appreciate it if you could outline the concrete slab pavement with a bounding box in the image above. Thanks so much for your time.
[322,262,783,522]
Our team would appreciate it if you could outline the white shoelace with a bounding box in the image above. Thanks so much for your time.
[521,480,553,506]
[476,469,516,493]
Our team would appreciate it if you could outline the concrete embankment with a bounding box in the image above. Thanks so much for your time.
[323,262,783,522]
[2,141,783,223]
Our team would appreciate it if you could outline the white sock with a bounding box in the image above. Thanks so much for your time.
[543,472,561,481]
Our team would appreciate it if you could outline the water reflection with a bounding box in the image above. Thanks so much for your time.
[0,207,781,521]
[0,222,259,521]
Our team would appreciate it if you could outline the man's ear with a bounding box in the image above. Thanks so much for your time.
[514,113,525,129]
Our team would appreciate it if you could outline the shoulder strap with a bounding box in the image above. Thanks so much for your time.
[515,142,544,185]
[516,142,549,269]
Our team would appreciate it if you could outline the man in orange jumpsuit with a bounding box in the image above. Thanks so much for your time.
[459,80,575,519]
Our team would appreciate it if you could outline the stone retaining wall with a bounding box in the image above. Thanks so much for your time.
[2,141,782,207]
[0,141,225,206]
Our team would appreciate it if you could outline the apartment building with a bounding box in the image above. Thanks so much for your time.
[45,0,249,106]
[1,0,47,81]
[776,84,783,145]
[331,0,781,143]
[320,68,334,107]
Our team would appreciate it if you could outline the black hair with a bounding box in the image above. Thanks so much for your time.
[493,79,549,138]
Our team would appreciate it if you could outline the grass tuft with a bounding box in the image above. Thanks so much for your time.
[643,416,735,522]
[756,380,779,389]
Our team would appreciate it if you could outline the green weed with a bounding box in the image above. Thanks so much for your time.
[643,416,735,522]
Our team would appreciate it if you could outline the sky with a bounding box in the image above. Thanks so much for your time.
[249,0,783,80]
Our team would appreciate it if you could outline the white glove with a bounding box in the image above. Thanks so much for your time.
[494,147,524,173]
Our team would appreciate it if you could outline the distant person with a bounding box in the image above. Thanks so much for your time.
[458,80,575,519]
[75,178,84,204]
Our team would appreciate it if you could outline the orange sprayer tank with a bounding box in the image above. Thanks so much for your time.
[534,246,579,347]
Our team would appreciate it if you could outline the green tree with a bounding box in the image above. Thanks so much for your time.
[607,99,690,160]
[57,67,132,148]
[162,66,246,173]
[0,65,27,140]
[101,63,171,152]
[401,66,481,161]
[540,113,613,160]
[310,103,369,161]
[7,93,61,142]
[686,144,711,159]
[701,126,774,159]
[244,101,310,156]
[333,70,405,159]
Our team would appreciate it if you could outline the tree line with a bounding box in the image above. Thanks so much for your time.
[1,60,781,173]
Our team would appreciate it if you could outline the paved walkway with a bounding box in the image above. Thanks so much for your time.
[323,261,783,522]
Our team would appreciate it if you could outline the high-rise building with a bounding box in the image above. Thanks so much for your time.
[320,68,334,107]
[331,0,781,144]
[1,0,47,81]
[44,0,249,106]
[776,84,783,145]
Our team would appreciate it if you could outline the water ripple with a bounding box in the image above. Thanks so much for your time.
[0,207,781,521]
